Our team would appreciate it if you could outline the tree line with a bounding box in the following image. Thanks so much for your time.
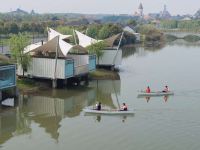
[0,20,66,35]
[160,20,200,31]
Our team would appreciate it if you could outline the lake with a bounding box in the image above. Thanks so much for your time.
[1,39,200,150]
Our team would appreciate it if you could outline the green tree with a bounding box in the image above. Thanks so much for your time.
[138,24,163,42]
[8,23,19,34]
[20,22,30,32]
[9,33,31,77]
[0,22,4,34]
[87,41,106,65]
[126,19,137,26]
[98,24,122,39]
[56,26,73,35]
[98,25,111,39]
[160,20,178,29]
[87,24,101,38]
[109,24,123,36]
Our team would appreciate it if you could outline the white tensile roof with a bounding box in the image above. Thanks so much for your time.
[24,41,44,54]
[75,30,102,47]
[48,28,72,41]
[75,30,122,48]
[24,29,87,57]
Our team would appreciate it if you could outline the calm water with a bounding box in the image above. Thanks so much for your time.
[1,40,200,150]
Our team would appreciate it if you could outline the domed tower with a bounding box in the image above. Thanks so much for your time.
[138,3,143,17]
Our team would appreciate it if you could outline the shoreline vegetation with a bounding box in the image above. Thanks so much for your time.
[89,69,120,80]
[165,34,200,42]
[17,78,50,94]
[17,69,120,94]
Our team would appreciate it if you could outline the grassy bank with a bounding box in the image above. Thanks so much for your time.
[17,78,49,94]
[89,69,120,80]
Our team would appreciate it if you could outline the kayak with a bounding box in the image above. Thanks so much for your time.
[83,108,134,115]
[137,91,174,97]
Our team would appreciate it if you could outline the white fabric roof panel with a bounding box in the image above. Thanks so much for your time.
[24,41,44,54]
[24,36,87,57]
[75,30,102,47]
[59,37,73,56]
[48,28,72,41]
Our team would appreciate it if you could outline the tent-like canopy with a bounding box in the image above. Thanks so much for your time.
[75,30,102,47]
[103,33,121,47]
[75,30,121,48]
[24,36,87,57]
[47,28,72,41]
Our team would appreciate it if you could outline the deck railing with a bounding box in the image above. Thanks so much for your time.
[0,65,16,90]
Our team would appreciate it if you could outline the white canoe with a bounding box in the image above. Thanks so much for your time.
[83,108,134,115]
[137,91,174,97]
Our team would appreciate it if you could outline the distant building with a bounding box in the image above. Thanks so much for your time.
[194,9,200,19]
[152,20,161,28]
[138,3,144,17]
[8,8,29,16]
[148,13,161,19]
[133,3,144,18]
[30,10,37,15]
[123,26,140,42]
[182,17,192,21]
[160,5,171,19]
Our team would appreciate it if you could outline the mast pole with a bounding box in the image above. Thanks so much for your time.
[53,36,59,88]
[112,32,124,65]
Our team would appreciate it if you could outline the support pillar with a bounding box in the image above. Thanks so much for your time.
[111,65,114,71]
[63,79,68,86]
[0,91,2,101]
[52,79,57,89]
[84,75,89,86]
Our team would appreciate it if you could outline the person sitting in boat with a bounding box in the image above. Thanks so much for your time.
[162,86,169,93]
[146,86,151,93]
[96,102,101,111]
[121,103,128,111]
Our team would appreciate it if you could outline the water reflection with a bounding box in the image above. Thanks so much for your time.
[0,80,122,144]
[0,105,31,144]
[96,115,101,122]
[122,46,136,58]
[18,87,97,141]
[143,95,170,103]
[0,108,18,144]
[122,43,165,58]
[92,114,130,123]
[168,39,200,47]
[90,80,121,109]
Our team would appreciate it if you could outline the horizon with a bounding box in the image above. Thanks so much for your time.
[0,0,199,16]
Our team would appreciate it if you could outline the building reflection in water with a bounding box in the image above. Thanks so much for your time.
[0,80,121,144]
[90,80,121,109]
[0,100,31,145]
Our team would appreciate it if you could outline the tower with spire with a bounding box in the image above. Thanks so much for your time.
[160,4,171,19]
[138,3,143,17]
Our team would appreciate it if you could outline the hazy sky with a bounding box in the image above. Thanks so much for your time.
[0,0,199,15]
